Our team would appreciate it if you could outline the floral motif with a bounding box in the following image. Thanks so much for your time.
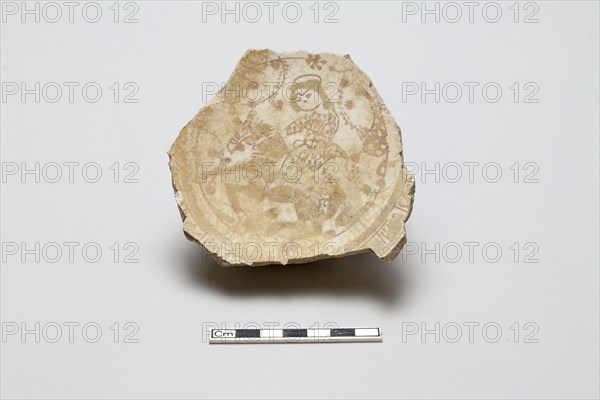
[226,111,272,153]
[306,54,327,70]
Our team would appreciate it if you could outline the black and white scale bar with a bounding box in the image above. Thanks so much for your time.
[209,327,382,343]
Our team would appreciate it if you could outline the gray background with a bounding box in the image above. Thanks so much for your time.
[1,1,599,399]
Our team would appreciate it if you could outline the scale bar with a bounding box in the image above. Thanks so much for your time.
[209,327,382,344]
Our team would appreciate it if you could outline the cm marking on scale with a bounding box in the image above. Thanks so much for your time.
[209,327,382,344]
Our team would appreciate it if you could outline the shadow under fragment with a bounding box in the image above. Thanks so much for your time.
[178,244,414,307]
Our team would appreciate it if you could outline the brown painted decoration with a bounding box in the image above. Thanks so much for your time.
[169,50,415,266]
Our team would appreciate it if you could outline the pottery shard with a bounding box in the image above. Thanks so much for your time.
[168,49,415,266]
